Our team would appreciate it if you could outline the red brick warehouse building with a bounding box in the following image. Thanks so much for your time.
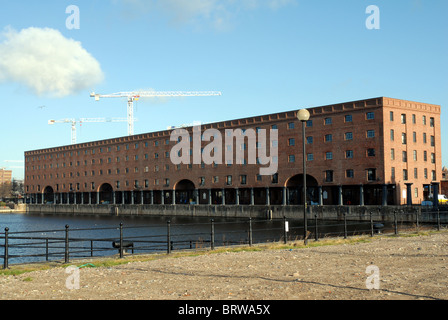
[24,97,442,207]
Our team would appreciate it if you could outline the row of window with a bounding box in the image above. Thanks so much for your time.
[391,112,435,127]
[394,167,437,181]
[391,149,436,163]
[390,130,435,146]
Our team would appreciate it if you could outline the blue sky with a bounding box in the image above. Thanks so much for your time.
[0,0,447,180]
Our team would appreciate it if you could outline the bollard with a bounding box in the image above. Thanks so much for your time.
[65,225,69,263]
[3,228,9,269]
[210,219,215,250]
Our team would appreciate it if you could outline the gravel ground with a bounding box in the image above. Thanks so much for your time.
[1,231,447,301]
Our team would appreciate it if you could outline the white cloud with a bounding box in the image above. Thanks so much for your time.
[0,27,104,97]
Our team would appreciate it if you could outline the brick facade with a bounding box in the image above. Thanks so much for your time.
[25,97,442,206]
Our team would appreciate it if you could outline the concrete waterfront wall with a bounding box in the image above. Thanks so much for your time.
[26,204,445,223]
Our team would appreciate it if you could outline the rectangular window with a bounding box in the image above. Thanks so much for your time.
[306,136,313,144]
[431,153,435,164]
[307,153,314,161]
[390,129,394,141]
[345,115,352,122]
[414,188,418,198]
[424,168,428,179]
[240,175,247,185]
[431,136,435,147]
[346,169,354,178]
[413,150,417,161]
[345,150,353,159]
[403,169,408,181]
[288,138,295,146]
[432,170,436,181]
[391,167,395,179]
[226,175,232,185]
[412,114,416,124]
[272,173,279,184]
[402,151,407,162]
[325,170,333,182]
[423,115,426,125]
[414,168,418,179]
[324,118,332,125]
[401,114,406,124]
[325,134,332,142]
[413,132,417,143]
[367,149,375,157]
[366,112,374,120]
[325,152,333,160]
[430,117,434,127]
[391,148,395,160]
[390,111,394,121]
[288,122,295,129]
[424,151,427,162]
[306,120,313,127]
[367,169,376,181]
[402,133,407,144]
[367,130,375,138]
[345,132,353,140]
[423,133,427,144]
[288,155,295,163]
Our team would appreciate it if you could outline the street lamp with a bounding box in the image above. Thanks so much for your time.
[297,109,310,245]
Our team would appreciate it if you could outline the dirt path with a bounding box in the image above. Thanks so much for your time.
[1,231,447,301]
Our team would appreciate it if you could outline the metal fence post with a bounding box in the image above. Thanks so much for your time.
[314,213,318,241]
[394,210,398,235]
[437,208,441,231]
[283,216,287,244]
[167,220,171,254]
[46,238,49,261]
[370,212,374,237]
[248,218,253,247]
[416,209,419,232]
[210,219,215,250]
[119,223,124,259]
[65,225,69,263]
[343,212,347,239]
[3,228,9,269]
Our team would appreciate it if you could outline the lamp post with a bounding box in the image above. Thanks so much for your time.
[297,109,310,245]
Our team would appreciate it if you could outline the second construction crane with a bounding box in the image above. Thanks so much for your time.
[48,118,128,144]
[90,90,222,136]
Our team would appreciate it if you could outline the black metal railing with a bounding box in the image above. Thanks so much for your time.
[1,209,447,268]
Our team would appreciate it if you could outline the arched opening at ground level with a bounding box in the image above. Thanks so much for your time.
[174,180,196,204]
[99,183,113,204]
[43,186,54,203]
[286,174,319,205]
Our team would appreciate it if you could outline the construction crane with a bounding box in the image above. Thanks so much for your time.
[90,90,222,136]
[48,118,128,145]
